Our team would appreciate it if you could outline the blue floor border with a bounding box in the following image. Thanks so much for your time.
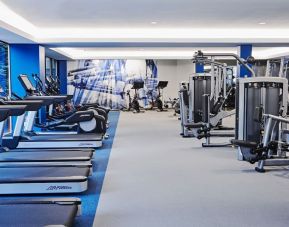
[74,111,120,227]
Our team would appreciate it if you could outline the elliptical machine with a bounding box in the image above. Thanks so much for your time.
[33,73,109,123]
[17,74,108,136]
[127,81,144,113]
[155,81,168,112]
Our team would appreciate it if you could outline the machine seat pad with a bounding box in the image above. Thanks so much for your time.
[231,139,258,149]
[184,122,205,129]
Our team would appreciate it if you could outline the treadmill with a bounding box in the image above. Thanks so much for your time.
[0,104,93,172]
[0,108,91,194]
[0,198,81,227]
[0,166,89,194]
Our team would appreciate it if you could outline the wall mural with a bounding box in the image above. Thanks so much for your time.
[67,59,158,109]
[0,41,10,133]
[0,41,9,97]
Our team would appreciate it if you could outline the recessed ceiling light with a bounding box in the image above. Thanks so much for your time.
[151,21,157,25]
[259,22,266,25]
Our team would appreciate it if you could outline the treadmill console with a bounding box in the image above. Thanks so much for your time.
[18,74,37,94]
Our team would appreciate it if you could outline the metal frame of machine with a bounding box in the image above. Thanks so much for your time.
[236,77,288,162]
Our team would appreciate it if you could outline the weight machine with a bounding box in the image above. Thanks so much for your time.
[179,51,255,147]
[232,77,289,172]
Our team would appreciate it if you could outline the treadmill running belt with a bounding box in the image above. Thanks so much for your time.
[0,151,93,162]
[0,167,90,183]
[0,203,77,227]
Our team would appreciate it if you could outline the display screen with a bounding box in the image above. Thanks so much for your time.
[19,75,35,91]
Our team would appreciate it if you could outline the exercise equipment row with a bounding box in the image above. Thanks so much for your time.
[178,50,289,173]
[178,51,240,147]
[0,74,112,226]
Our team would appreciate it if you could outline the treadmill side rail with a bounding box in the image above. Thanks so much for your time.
[0,180,87,194]
[17,140,102,148]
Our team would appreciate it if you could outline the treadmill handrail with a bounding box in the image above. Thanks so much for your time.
[0,105,28,117]
[4,101,44,111]
[25,96,68,105]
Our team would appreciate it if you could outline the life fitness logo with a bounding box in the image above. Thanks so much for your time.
[47,186,72,191]
[79,143,94,146]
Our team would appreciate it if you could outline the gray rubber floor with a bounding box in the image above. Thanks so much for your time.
[93,111,289,227]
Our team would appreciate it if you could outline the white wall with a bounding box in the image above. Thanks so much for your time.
[177,60,195,83]
[156,60,177,100]
[157,59,194,100]
[67,61,79,71]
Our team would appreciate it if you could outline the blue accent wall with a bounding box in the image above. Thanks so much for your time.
[196,63,204,73]
[10,44,41,127]
[10,44,40,97]
[58,60,67,94]
[238,44,252,78]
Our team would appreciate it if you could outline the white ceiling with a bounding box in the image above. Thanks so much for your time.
[1,0,289,59]
[1,0,289,44]
[2,0,289,29]
[0,27,34,43]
